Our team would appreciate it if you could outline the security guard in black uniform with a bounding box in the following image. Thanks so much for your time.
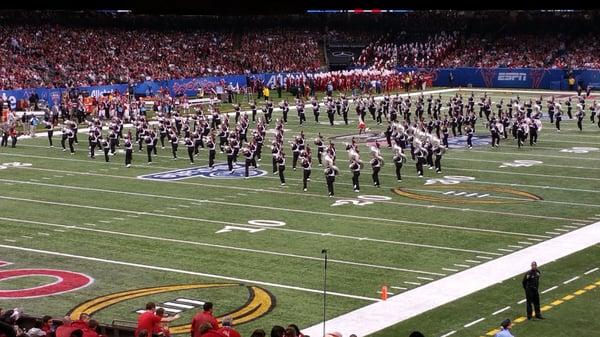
[522,261,545,320]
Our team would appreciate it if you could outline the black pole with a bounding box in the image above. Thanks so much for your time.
[322,248,328,337]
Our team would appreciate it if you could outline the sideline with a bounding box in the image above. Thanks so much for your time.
[301,221,600,337]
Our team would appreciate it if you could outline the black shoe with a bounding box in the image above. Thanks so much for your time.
[535,315,545,320]
[527,317,532,321]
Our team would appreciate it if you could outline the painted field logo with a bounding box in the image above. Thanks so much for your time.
[329,131,385,144]
[0,268,94,299]
[392,184,543,204]
[138,164,267,181]
[447,135,490,148]
[69,283,275,333]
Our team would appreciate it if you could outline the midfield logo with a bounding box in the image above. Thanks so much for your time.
[138,163,267,181]
[497,72,527,81]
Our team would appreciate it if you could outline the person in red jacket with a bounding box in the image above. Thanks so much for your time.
[71,314,90,331]
[190,303,219,337]
[136,302,180,337]
[197,323,223,337]
[216,317,239,337]
[82,320,100,337]
[55,317,75,337]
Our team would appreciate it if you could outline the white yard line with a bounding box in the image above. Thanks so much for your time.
[491,306,511,316]
[439,331,456,337]
[541,286,558,294]
[0,243,378,302]
[442,268,459,272]
[584,267,599,275]
[301,221,600,337]
[517,299,527,304]
[463,317,485,328]
[563,276,580,284]
[0,217,446,277]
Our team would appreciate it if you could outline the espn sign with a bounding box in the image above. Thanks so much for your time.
[497,72,527,81]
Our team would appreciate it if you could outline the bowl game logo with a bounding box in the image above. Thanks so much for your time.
[138,163,267,181]
[446,134,490,148]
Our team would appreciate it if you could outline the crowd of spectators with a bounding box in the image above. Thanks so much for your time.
[3,10,600,91]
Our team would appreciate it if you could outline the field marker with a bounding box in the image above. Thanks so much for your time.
[507,245,522,249]
[29,179,39,182]
[563,225,577,229]
[454,264,470,268]
[53,175,63,178]
[439,331,456,337]
[21,236,33,239]
[497,248,513,252]
[572,223,588,227]
[517,241,533,245]
[126,215,139,218]
[584,267,599,275]
[162,302,194,309]
[83,223,97,227]
[112,217,125,221]
[517,299,526,304]
[463,317,485,328]
[416,276,434,281]
[0,243,381,302]
[41,177,51,180]
[584,285,596,290]
[3,239,16,242]
[0,217,445,277]
[159,307,181,314]
[177,204,190,208]
[574,289,586,295]
[545,231,561,235]
[176,298,205,305]
[527,238,543,242]
[491,306,511,315]
[98,220,111,224]
[52,229,65,232]
[563,276,580,284]
[154,210,164,213]
[562,294,575,301]
[391,286,407,290]
[442,268,459,272]
[166,207,178,210]
[404,281,421,286]
[541,286,558,294]
[465,260,480,264]
[476,256,493,260]
[36,232,50,236]
[554,228,569,232]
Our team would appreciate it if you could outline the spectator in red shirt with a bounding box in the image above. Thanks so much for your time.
[190,303,218,337]
[70,314,90,331]
[55,317,75,337]
[152,309,170,337]
[215,317,239,337]
[197,323,223,337]
[81,320,100,337]
[136,302,180,337]
[41,316,53,335]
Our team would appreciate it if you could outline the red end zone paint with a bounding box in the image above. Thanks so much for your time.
[0,269,94,299]
[0,261,13,267]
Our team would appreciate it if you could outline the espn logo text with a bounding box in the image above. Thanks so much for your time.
[497,72,527,81]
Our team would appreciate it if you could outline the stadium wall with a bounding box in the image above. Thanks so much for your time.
[2,69,600,110]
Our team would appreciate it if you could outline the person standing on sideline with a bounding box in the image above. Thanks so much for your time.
[190,302,219,337]
[522,261,544,320]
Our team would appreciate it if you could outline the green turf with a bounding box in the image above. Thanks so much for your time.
[0,87,599,337]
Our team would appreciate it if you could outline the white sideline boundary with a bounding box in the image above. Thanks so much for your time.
[301,221,600,337]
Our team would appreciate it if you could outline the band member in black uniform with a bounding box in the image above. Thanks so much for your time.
[170,130,178,159]
[89,128,99,159]
[392,146,407,182]
[67,125,76,154]
[43,117,54,147]
[301,152,312,191]
[414,144,427,177]
[108,128,118,155]
[207,135,216,169]
[554,107,562,132]
[250,100,257,122]
[185,136,195,164]
[490,121,501,148]
[281,100,289,123]
[314,134,325,166]
[324,163,339,197]
[100,136,110,162]
[433,143,443,173]
[529,120,538,146]
[159,122,168,149]
[576,106,585,131]
[312,97,320,123]
[465,125,474,149]
[566,98,573,119]
[327,103,336,126]
[370,154,383,187]
[145,132,154,164]
[291,139,300,170]
[243,145,254,178]
[349,157,362,193]
[224,145,235,173]
[124,134,133,167]
[522,261,544,320]
[276,152,286,186]
[441,121,449,148]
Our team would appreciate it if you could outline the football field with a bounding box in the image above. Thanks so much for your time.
[1,88,599,337]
